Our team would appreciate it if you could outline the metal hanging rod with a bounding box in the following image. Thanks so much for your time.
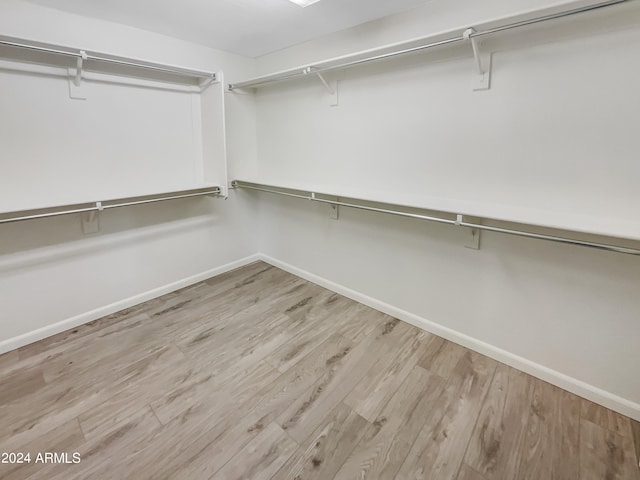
[0,187,221,225]
[0,37,217,80]
[229,0,626,90]
[231,180,640,257]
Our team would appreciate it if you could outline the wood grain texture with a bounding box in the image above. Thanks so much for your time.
[334,365,446,480]
[579,419,640,480]
[418,335,467,379]
[396,350,498,480]
[0,364,45,405]
[464,364,534,480]
[457,464,489,480]
[264,307,334,372]
[166,334,356,480]
[0,349,19,374]
[343,330,432,422]
[632,420,640,469]
[271,402,369,480]
[210,422,298,480]
[516,378,581,480]
[0,419,85,480]
[275,318,418,443]
[0,261,636,480]
[582,398,633,438]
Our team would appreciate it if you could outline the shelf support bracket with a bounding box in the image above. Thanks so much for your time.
[315,72,334,95]
[463,28,491,91]
[303,67,339,106]
[455,214,481,249]
[198,75,217,92]
[68,50,88,100]
[81,201,101,234]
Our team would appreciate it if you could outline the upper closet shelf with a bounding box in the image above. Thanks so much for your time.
[229,0,625,93]
[0,35,218,89]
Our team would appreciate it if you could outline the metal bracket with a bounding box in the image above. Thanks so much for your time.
[303,67,339,106]
[463,29,491,91]
[198,75,217,91]
[81,201,101,234]
[464,227,481,249]
[217,185,228,199]
[325,196,339,220]
[69,50,88,100]
[315,72,334,95]
[455,214,480,249]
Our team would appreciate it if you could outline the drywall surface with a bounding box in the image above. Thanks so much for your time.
[0,0,258,349]
[255,0,611,73]
[252,0,640,414]
[253,1,640,240]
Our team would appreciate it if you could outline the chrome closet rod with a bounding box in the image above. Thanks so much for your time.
[0,39,216,79]
[229,36,465,90]
[229,0,627,90]
[232,181,640,256]
[469,0,625,38]
[0,187,221,225]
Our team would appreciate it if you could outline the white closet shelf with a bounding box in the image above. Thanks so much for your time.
[0,187,222,224]
[232,180,640,256]
[228,0,625,91]
[0,35,217,84]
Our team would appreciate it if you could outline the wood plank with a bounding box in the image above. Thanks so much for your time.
[396,350,498,480]
[0,364,45,405]
[117,334,355,480]
[204,261,275,290]
[39,312,154,383]
[263,307,334,372]
[0,349,19,375]
[0,419,84,480]
[30,407,162,480]
[418,336,468,379]
[210,422,298,480]
[283,288,336,322]
[581,398,633,438]
[344,330,432,422]
[175,282,326,363]
[579,419,640,480]
[515,378,581,480]
[150,359,279,425]
[464,364,534,480]
[77,345,191,440]
[332,301,393,343]
[275,317,418,443]
[632,420,640,469]
[16,308,150,362]
[271,402,370,480]
[334,366,446,480]
[457,464,489,480]
[0,344,179,452]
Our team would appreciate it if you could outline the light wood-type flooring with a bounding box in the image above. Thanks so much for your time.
[1,261,639,480]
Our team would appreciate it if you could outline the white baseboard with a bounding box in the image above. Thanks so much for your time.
[0,253,261,355]
[258,253,640,422]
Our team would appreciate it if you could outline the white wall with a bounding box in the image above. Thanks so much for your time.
[251,0,640,418]
[0,0,259,350]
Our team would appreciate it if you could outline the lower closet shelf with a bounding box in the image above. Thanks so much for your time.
[232,180,640,256]
[0,186,222,224]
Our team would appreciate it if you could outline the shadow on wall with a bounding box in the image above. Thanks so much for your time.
[0,197,220,272]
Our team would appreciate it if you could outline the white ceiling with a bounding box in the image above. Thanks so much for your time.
[25,0,433,58]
